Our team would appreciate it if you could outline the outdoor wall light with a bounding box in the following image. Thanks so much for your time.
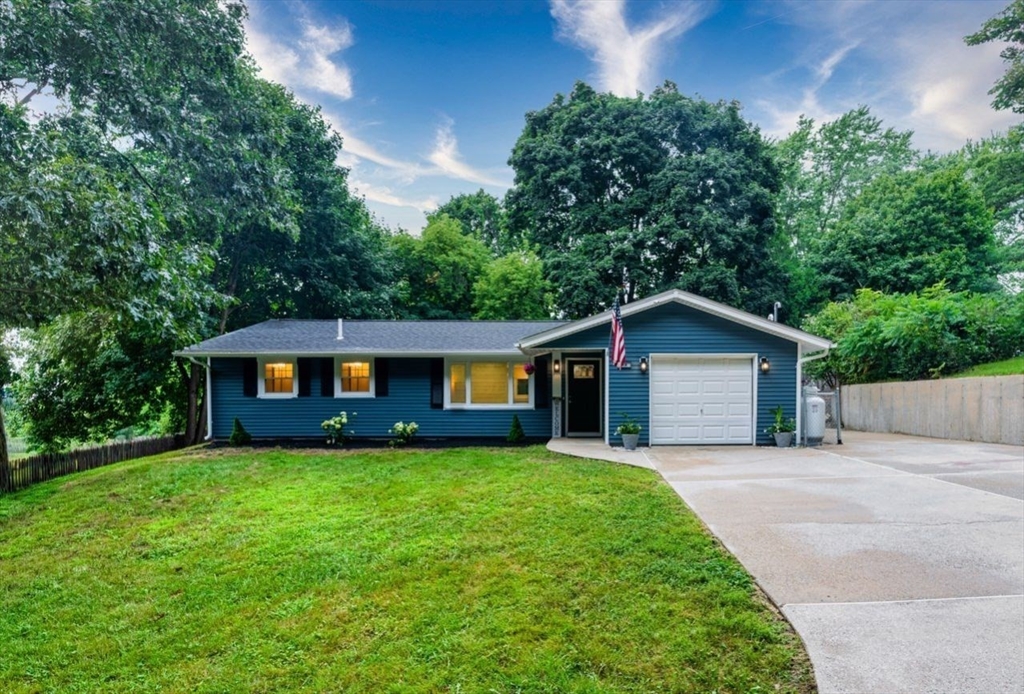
[639,356,648,374]
[759,356,771,374]
[553,360,561,374]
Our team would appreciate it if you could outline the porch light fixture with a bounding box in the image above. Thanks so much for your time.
[553,360,561,374]
[759,356,771,374]
[639,356,648,374]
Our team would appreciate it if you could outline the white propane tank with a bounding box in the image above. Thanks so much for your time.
[803,385,826,447]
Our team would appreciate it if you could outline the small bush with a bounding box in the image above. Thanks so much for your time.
[507,415,525,444]
[229,418,252,446]
[389,421,419,447]
[321,411,354,446]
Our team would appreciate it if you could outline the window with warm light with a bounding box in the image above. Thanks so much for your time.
[446,359,532,408]
[450,363,467,404]
[335,357,374,397]
[341,361,370,393]
[259,359,297,397]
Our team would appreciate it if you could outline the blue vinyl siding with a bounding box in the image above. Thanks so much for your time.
[542,303,798,445]
[211,357,549,440]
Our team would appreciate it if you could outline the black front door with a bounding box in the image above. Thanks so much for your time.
[566,358,601,435]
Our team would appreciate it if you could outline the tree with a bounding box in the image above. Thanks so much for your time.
[966,0,1024,114]
[473,252,552,319]
[429,190,514,256]
[814,166,998,298]
[772,107,917,319]
[15,313,185,451]
[391,215,492,319]
[507,81,783,319]
[957,126,1024,283]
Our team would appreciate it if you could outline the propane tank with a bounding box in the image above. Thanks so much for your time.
[803,385,826,447]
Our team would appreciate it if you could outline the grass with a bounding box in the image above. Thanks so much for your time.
[950,356,1024,378]
[0,446,814,693]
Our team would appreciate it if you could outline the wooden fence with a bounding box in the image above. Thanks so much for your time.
[1,434,187,494]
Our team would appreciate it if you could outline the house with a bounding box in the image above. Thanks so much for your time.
[175,289,833,446]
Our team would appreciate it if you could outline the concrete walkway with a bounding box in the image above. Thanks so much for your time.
[549,432,1024,693]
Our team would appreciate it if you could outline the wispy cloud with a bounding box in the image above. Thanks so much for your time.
[245,3,508,196]
[428,118,509,188]
[757,43,859,140]
[754,0,1019,150]
[349,178,438,216]
[550,0,710,97]
[246,13,354,100]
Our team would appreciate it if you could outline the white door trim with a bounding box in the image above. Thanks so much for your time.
[648,353,757,445]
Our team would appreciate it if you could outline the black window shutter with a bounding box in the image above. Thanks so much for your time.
[430,358,444,409]
[535,355,550,409]
[297,358,312,397]
[242,358,258,397]
[320,358,335,397]
[376,358,390,397]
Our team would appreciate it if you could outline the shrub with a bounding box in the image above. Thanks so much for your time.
[229,418,252,446]
[804,285,1024,383]
[389,421,419,447]
[321,412,354,446]
[507,415,525,444]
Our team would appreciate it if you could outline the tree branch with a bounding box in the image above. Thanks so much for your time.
[16,78,49,107]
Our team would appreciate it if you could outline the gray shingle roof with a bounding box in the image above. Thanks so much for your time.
[176,319,569,356]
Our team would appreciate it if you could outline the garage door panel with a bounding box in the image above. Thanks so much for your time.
[651,356,753,445]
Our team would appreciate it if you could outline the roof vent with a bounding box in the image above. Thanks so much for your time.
[337,318,343,340]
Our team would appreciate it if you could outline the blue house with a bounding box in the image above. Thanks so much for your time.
[176,289,832,446]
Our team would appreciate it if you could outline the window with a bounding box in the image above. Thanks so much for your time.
[335,357,375,397]
[258,358,297,398]
[446,359,532,408]
[341,361,370,393]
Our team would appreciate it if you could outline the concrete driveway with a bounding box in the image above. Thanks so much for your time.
[647,431,1024,694]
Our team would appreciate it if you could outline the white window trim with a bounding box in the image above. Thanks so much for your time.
[257,356,298,399]
[444,357,534,410]
[334,356,376,398]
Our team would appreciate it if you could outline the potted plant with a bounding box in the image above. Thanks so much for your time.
[616,414,642,451]
[766,405,796,447]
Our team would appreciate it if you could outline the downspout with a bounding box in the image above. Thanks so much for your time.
[796,347,830,446]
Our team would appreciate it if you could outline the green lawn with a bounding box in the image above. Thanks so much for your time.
[0,447,814,693]
[950,356,1024,378]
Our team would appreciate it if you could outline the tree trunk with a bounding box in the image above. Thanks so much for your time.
[180,361,205,446]
[0,402,10,493]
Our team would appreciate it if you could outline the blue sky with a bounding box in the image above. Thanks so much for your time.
[244,0,1021,233]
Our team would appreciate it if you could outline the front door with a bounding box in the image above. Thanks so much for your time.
[566,358,602,436]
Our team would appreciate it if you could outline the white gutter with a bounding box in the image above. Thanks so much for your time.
[795,347,830,445]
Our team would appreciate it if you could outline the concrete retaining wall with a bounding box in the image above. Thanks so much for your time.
[840,376,1024,445]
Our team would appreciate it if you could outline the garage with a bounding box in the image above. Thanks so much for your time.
[650,356,754,444]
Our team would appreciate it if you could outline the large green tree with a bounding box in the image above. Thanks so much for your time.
[391,215,492,319]
[1,0,391,457]
[814,166,997,298]
[429,190,514,256]
[772,107,917,319]
[473,252,552,320]
[966,0,1024,114]
[957,126,1024,285]
[507,81,783,318]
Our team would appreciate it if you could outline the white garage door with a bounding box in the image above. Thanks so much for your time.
[651,357,754,444]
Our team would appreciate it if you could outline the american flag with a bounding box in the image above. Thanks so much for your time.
[610,293,627,369]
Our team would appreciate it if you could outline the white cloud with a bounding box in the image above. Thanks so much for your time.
[427,118,509,188]
[246,9,354,100]
[350,178,438,215]
[754,0,1020,151]
[550,0,709,97]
